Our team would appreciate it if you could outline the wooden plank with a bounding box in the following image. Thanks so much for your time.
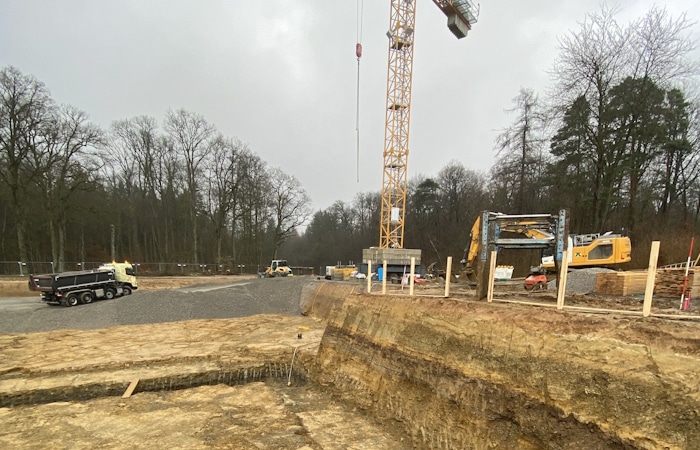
[122,378,139,398]
[643,241,660,317]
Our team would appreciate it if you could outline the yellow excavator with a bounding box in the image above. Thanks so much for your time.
[460,212,631,280]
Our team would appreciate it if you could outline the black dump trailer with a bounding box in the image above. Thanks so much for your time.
[28,269,123,307]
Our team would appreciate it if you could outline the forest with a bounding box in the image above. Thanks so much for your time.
[1,6,699,275]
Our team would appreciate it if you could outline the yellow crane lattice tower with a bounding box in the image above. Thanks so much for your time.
[378,0,479,249]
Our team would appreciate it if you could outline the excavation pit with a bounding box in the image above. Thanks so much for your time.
[1,278,700,449]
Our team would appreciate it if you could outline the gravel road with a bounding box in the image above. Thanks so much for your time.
[0,277,307,334]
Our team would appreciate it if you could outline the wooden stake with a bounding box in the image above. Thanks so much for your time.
[487,250,497,303]
[409,257,415,296]
[556,250,569,310]
[444,256,452,298]
[643,241,660,317]
[366,260,372,294]
[382,260,387,295]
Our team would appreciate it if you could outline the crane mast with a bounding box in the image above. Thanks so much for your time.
[379,0,416,249]
[378,0,478,249]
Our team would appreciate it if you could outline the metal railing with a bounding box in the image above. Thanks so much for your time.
[0,261,275,277]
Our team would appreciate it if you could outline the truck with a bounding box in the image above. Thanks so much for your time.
[98,262,138,295]
[28,262,138,307]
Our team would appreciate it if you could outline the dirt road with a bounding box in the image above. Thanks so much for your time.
[0,276,303,333]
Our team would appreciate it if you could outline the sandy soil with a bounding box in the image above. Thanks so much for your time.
[2,277,699,449]
[0,277,413,449]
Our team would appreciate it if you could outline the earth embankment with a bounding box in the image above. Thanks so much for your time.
[306,291,700,449]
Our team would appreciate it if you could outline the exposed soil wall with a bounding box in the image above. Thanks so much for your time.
[300,280,358,321]
[307,292,700,449]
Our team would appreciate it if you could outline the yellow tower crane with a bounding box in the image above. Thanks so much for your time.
[379,0,479,249]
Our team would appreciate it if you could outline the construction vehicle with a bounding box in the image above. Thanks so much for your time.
[264,260,292,278]
[98,262,138,295]
[360,1,479,271]
[541,232,632,270]
[461,211,632,281]
[28,262,138,307]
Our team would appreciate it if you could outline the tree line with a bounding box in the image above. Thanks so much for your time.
[0,66,311,273]
[289,6,700,272]
[2,5,699,275]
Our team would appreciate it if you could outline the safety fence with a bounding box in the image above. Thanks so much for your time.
[0,261,315,277]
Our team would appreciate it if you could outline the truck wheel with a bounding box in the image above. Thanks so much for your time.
[104,288,116,300]
[65,294,79,307]
[80,292,94,304]
[122,286,132,296]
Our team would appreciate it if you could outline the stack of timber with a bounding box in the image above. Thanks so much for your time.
[595,267,700,297]
[595,271,648,296]
[654,268,700,298]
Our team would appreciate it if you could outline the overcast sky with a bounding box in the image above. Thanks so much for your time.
[1,1,699,212]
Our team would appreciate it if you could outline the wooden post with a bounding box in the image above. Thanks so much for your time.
[487,250,497,303]
[556,250,569,310]
[366,260,372,294]
[382,260,387,295]
[409,257,415,296]
[643,241,660,317]
[444,256,452,298]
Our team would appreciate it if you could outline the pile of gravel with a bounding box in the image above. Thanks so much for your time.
[547,267,617,295]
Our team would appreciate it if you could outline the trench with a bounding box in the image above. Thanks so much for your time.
[0,360,308,408]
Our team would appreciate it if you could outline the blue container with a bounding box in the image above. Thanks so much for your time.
[377,267,383,282]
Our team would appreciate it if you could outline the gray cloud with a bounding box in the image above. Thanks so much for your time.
[1,0,698,211]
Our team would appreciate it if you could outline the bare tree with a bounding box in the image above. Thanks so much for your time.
[165,109,215,265]
[629,7,699,86]
[549,5,698,231]
[202,135,251,266]
[493,88,549,213]
[0,66,53,262]
[107,115,177,261]
[237,153,270,267]
[28,105,103,271]
[267,168,312,258]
